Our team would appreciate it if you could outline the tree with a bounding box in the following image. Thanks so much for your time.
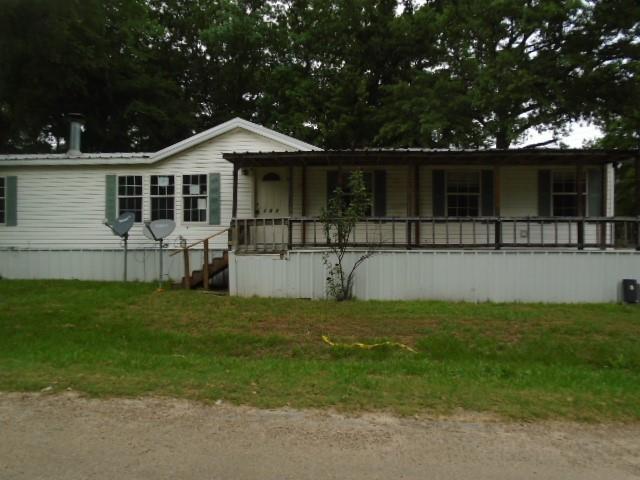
[0,0,194,153]
[376,0,637,149]
[320,170,374,301]
[262,0,411,148]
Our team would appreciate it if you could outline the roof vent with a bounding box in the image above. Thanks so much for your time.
[66,113,85,155]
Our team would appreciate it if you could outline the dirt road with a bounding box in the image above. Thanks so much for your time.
[1,391,638,479]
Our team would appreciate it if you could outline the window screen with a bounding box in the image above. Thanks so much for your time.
[183,174,207,222]
[446,171,480,217]
[118,176,143,222]
[151,175,175,220]
[552,171,584,217]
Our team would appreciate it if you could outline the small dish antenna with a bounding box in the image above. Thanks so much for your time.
[104,211,135,281]
[143,219,176,287]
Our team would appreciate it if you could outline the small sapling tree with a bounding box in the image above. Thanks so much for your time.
[320,170,374,301]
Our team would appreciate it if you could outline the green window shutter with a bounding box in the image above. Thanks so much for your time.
[326,170,339,206]
[538,170,551,216]
[6,176,17,226]
[373,170,387,217]
[209,172,221,225]
[432,170,445,216]
[481,170,495,216]
[587,168,603,216]
[105,175,117,223]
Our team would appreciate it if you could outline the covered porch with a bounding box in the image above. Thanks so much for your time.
[225,149,640,252]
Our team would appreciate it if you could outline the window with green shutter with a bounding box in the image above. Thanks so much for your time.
[208,173,221,225]
[0,177,5,224]
[4,176,17,226]
[105,175,117,223]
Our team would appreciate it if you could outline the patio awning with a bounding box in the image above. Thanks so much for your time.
[223,148,638,167]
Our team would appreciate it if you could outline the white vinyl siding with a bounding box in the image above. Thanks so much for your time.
[0,128,298,250]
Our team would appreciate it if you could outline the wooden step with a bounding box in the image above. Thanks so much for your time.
[182,251,229,289]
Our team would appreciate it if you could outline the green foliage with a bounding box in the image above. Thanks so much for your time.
[320,170,373,301]
[0,0,638,152]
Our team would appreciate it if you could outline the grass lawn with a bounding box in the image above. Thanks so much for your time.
[1,280,639,421]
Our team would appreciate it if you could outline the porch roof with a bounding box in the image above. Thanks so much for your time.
[224,148,638,167]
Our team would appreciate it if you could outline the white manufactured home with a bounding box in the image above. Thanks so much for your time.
[1,117,639,302]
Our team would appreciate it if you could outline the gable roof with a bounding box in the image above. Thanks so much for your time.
[0,117,320,166]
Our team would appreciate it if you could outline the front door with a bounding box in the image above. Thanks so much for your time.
[255,168,288,218]
[253,168,289,248]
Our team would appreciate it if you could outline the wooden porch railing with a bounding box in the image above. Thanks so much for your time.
[230,216,640,252]
[170,228,230,289]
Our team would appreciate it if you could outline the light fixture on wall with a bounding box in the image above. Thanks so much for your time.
[241,168,251,176]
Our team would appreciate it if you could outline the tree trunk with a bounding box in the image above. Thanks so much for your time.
[496,130,510,149]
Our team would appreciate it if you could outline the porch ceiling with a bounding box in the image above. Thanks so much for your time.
[224,148,638,167]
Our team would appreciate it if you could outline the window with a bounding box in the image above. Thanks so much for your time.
[262,172,281,182]
[327,171,373,216]
[552,171,585,217]
[118,175,142,222]
[183,174,207,222]
[0,177,4,224]
[150,175,175,220]
[446,171,480,217]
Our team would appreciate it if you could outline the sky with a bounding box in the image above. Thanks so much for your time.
[518,121,603,148]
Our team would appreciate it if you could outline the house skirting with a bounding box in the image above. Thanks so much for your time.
[0,248,225,284]
[229,249,640,303]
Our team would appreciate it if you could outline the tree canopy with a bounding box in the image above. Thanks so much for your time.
[0,0,638,153]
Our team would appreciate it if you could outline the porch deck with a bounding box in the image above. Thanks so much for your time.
[231,216,640,253]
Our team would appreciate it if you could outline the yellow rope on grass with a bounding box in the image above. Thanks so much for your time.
[322,335,417,353]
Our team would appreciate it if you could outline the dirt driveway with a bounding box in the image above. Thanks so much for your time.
[1,391,639,479]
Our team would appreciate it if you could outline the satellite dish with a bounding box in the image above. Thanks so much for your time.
[110,211,135,237]
[143,219,176,289]
[143,219,176,241]
[103,211,136,282]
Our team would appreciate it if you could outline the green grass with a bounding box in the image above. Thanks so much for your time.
[1,279,639,421]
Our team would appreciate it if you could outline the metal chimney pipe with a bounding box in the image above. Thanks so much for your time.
[67,113,85,155]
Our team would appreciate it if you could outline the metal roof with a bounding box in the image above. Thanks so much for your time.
[0,152,152,160]
[223,148,639,167]
[0,118,320,167]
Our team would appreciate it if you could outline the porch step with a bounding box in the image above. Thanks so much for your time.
[182,251,229,289]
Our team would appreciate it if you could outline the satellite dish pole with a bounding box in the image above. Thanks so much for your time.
[104,212,135,282]
[143,220,176,289]
[123,231,129,281]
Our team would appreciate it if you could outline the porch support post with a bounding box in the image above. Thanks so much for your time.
[301,163,307,246]
[288,162,294,216]
[406,163,413,249]
[414,161,420,246]
[494,166,501,215]
[636,155,640,216]
[600,162,607,249]
[288,162,294,250]
[576,163,585,250]
[635,156,640,250]
[232,163,239,218]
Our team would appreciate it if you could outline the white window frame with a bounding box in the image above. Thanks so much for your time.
[445,170,481,218]
[182,174,208,223]
[150,175,175,221]
[0,176,5,225]
[117,175,143,222]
